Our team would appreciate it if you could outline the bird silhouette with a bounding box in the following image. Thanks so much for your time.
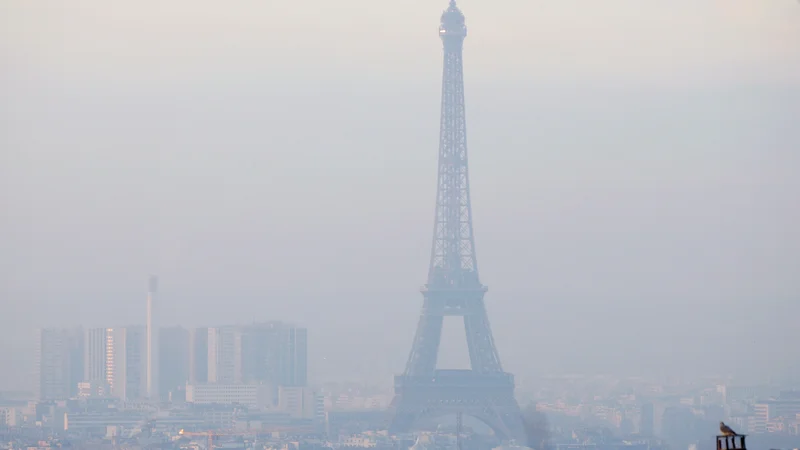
[720,422,738,436]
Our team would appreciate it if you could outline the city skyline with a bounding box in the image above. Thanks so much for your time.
[21,320,800,448]
[34,321,309,403]
[1,0,799,447]
[2,0,799,401]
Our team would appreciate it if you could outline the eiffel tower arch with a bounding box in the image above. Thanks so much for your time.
[389,1,525,442]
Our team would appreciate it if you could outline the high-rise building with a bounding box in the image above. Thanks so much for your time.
[208,326,242,384]
[84,328,109,383]
[189,327,209,384]
[185,323,308,393]
[36,327,83,401]
[107,326,146,401]
[241,322,307,387]
[158,326,190,401]
[68,329,84,397]
[124,326,147,401]
[283,325,307,387]
[241,322,275,385]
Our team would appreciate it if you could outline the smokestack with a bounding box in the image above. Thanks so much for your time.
[146,275,158,401]
[149,275,158,294]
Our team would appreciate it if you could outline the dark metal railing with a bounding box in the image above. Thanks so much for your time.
[716,434,747,450]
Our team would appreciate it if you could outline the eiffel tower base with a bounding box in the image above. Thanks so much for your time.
[389,370,527,443]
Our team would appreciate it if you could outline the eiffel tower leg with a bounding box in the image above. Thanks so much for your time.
[388,401,418,436]
[404,306,444,376]
[464,308,502,373]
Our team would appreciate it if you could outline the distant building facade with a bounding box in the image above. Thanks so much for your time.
[36,327,83,401]
[241,322,308,387]
[185,383,272,408]
[208,326,243,384]
[83,328,110,384]
[35,321,307,405]
[189,327,210,384]
[107,326,146,401]
[278,386,318,419]
[158,326,190,401]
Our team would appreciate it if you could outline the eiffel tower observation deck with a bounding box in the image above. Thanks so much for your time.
[388,1,526,442]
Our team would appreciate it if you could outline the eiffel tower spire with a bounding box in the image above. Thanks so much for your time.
[428,0,479,291]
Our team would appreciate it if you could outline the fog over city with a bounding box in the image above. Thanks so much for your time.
[1,0,799,396]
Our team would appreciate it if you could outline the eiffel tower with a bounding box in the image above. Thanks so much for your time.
[389,0,525,442]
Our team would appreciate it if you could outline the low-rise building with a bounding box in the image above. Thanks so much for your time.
[185,383,272,409]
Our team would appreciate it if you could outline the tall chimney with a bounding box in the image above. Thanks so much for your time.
[146,275,158,401]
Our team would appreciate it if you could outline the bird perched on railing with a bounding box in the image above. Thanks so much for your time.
[720,422,738,436]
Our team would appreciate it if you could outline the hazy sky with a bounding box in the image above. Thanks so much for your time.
[1,0,799,390]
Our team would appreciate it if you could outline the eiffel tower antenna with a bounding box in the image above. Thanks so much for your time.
[388,1,525,441]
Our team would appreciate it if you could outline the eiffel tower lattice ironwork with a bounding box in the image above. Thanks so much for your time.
[388,0,525,442]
